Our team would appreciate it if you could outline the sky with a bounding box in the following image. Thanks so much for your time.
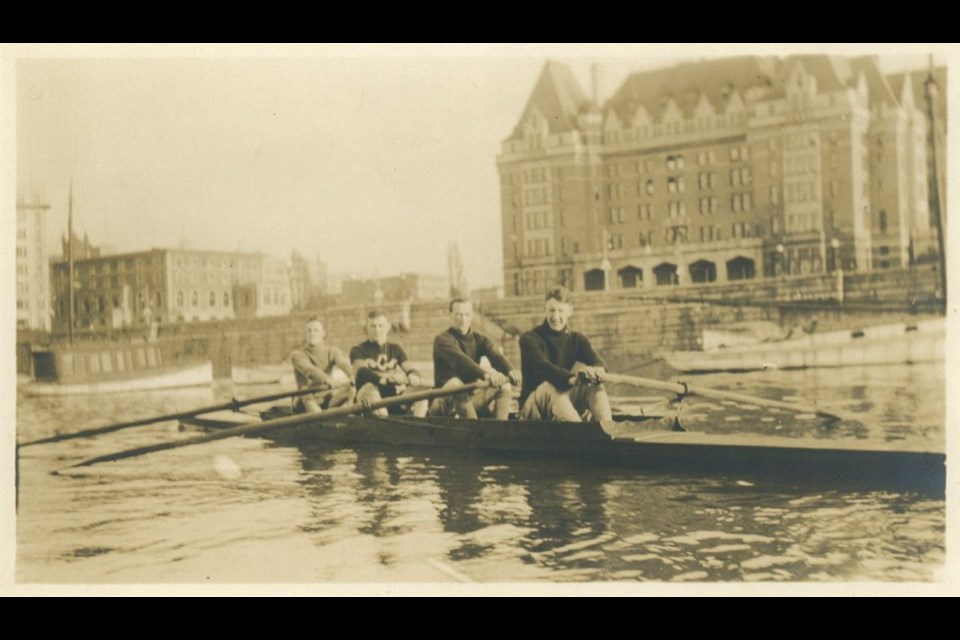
[9,44,944,289]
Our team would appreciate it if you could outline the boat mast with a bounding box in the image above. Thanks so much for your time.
[67,180,74,344]
[923,56,947,309]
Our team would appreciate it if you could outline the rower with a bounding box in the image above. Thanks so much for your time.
[518,287,614,427]
[351,309,428,418]
[290,316,356,414]
[430,297,521,420]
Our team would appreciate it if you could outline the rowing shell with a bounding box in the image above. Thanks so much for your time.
[181,409,945,497]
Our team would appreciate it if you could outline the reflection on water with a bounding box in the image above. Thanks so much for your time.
[16,363,945,583]
[284,444,944,582]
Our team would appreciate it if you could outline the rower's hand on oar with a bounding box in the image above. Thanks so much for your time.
[485,371,509,388]
[407,372,424,387]
[577,366,606,385]
[508,370,522,387]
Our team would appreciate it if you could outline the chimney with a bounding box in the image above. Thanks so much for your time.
[591,63,603,105]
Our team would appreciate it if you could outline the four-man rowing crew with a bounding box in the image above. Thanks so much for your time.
[291,287,619,429]
[19,287,945,496]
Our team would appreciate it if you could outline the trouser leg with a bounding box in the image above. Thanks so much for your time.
[520,381,581,422]
[356,382,387,417]
[478,384,513,420]
[327,385,356,409]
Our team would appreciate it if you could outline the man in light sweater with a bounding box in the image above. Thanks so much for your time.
[518,287,613,424]
[289,316,355,413]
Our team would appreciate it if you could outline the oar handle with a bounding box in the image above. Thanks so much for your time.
[61,381,488,470]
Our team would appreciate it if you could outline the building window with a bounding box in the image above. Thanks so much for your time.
[666,156,676,171]
[191,291,198,307]
[878,210,888,233]
[729,146,740,161]
[223,292,230,307]
[645,180,655,195]
[664,226,688,244]
[668,178,678,194]
[210,292,217,307]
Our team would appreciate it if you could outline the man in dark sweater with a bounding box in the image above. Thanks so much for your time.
[519,287,613,424]
[351,309,428,417]
[431,298,520,419]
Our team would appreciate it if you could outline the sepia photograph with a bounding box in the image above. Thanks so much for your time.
[2,43,955,595]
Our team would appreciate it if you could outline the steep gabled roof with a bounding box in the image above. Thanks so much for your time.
[606,56,779,124]
[505,60,591,142]
[887,66,947,113]
[782,54,853,92]
[849,55,899,107]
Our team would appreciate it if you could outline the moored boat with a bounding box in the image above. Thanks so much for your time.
[24,342,212,396]
[665,317,945,373]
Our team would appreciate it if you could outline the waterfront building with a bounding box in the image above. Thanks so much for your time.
[51,248,292,330]
[340,273,448,306]
[16,191,51,331]
[498,56,943,296]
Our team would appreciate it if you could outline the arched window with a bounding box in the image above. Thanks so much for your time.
[191,291,199,307]
[209,291,217,307]
[176,291,184,307]
[223,292,230,307]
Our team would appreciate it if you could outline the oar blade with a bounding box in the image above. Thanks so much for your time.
[19,386,326,448]
[57,381,488,471]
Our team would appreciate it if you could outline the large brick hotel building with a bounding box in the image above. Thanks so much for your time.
[497,55,943,296]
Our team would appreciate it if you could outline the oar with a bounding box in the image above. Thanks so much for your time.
[19,386,340,448]
[602,373,845,422]
[59,381,488,471]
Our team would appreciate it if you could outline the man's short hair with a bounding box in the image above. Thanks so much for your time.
[305,315,325,327]
[366,309,388,321]
[544,286,573,304]
[449,297,472,312]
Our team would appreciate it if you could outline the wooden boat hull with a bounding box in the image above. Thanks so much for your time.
[183,410,945,496]
[24,362,213,396]
[667,318,945,372]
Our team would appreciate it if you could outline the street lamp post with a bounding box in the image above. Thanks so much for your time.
[830,238,844,304]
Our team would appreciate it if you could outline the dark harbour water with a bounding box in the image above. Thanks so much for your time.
[15,362,946,585]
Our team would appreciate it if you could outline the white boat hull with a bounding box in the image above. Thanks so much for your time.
[230,364,293,386]
[23,362,213,396]
[666,318,945,372]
